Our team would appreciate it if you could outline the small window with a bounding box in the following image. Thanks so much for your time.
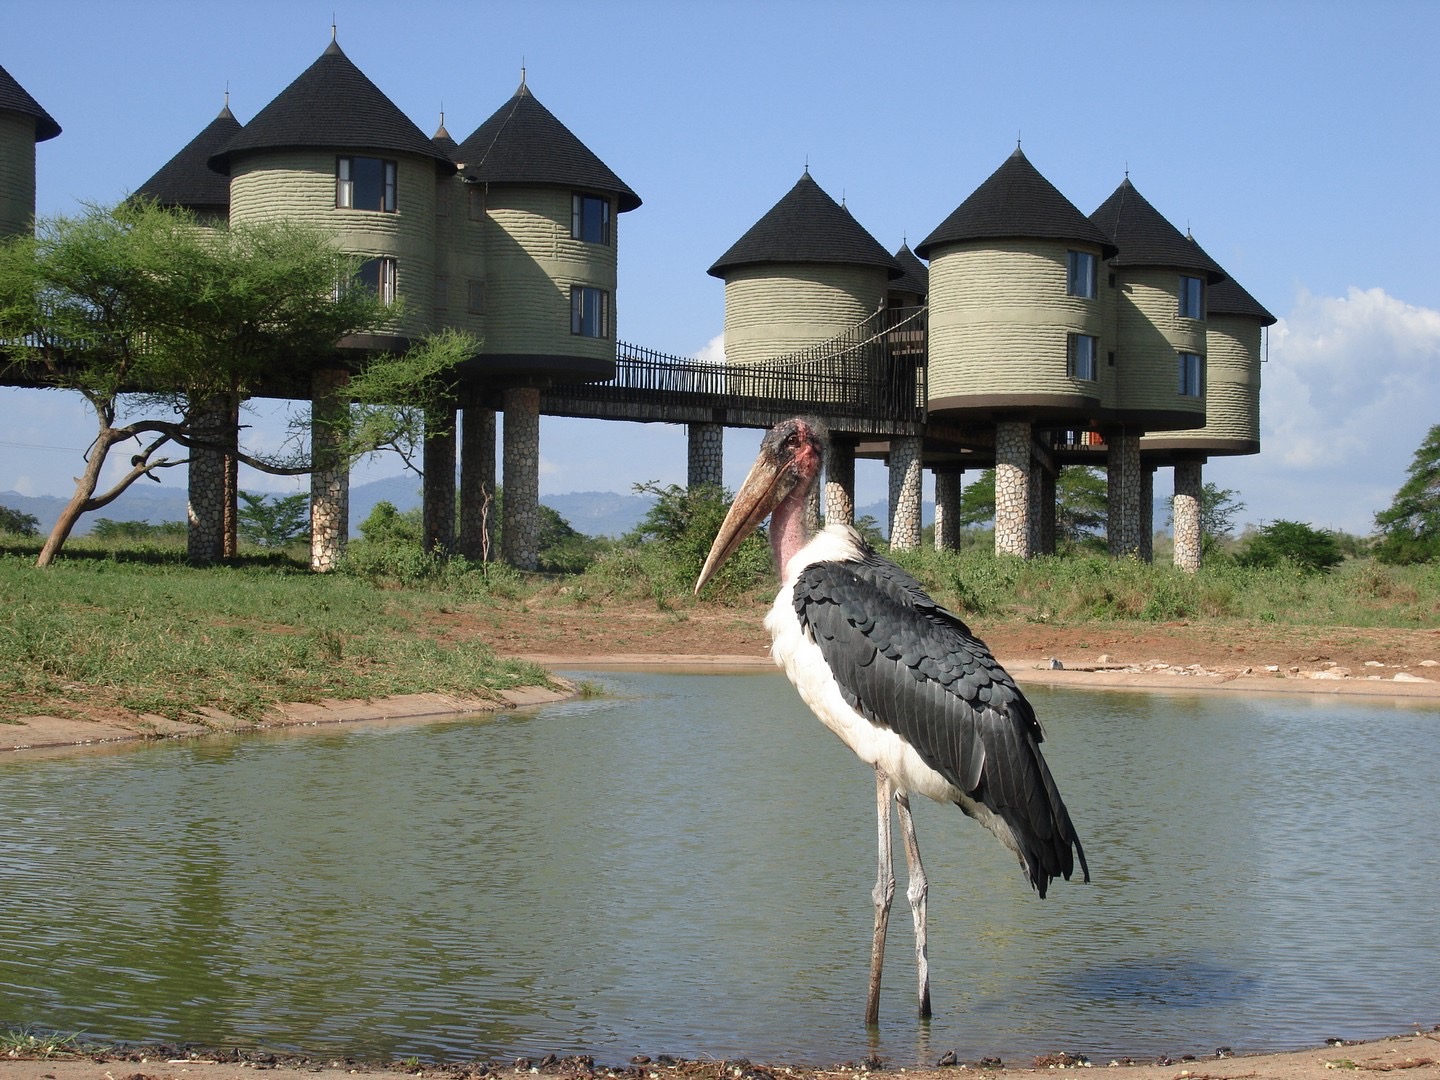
[1067,333,1098,382]
[355,256,397,305]
[435,178,450,216]
[570,285,609,337]
[1178,352,1203,397]
[1066,251,1097,298]
[1179,275,1205,319]
[433,274,448,312]
[467,280,486,315]
[337,156,397,212]
[468,186,485,221]
[571,193,612,245]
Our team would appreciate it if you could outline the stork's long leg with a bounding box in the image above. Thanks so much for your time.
[895,791,931,1018]
[866,766,896,1025]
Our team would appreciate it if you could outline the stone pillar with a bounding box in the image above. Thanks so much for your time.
[186,396,229,563]
[458,406,497,562]
[1173,459,1203,573]
[933,470,961,551]
[501,386,541,571]
[887,435,922,551]
[309,368,350,572]
[1139,465,1155,563]
[994,420,1031,558]
[422,402,457,555]
[687,422,724,488]
[1036,466,1057,555]
[825,437,856,526]
[1106,432,1143,558]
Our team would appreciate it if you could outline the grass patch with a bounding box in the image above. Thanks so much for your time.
[0,547,553,723]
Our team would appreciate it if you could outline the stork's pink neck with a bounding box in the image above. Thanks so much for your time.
[770,485,812,578]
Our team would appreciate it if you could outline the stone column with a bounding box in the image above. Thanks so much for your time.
[994,420,1031,558]
[186,395,229,563]
[887,434,922,551]
[1106,432,1143,558]
[1035,466,1057,555]
[422,401,457,555]
[687,422,724,488]
[1139,465,1155,563]
[458,406,497,562]
[309,368,350,572]
[1173,459,1203,573]
[501,386,541,571]
[933,470,961,551]
[825,437,856,526]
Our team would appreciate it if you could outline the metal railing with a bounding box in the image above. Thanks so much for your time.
[560,306,927,426]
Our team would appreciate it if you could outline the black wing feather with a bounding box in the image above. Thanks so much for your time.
[793,550,1089,896]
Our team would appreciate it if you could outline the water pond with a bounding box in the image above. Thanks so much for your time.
[2,670,1438,1066]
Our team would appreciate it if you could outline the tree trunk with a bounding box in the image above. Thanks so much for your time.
[35,433,114,567]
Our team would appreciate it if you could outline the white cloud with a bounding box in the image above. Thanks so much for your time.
[691,333,725,364]
[1208,286,1440,535]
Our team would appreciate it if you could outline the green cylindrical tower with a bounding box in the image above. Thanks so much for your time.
[452,78,641,381]
[1140,260,1274,456]
[0,63,60,238]
[1089,179,1226,431]
[916,149,1116,421]
[208,37,457,348]
[708,172,900,365]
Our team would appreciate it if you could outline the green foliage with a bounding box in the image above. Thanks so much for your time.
[236,491,310,549]
[957,469,997,527]
[1237,519,1345,574]
[1373,423,1440,564]
[1199,482,1245,553]
[0,505,40,537]
[89,518,186,540]
[1055,467,1107,549]
[358,500,423,545]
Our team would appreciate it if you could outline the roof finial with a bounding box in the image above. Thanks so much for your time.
[804,153,809,175]
[520,57,526,87]
[1017,129,1022,149]
[331,14,337,40]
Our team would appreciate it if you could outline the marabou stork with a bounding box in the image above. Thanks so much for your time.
[694,416,1089,1024]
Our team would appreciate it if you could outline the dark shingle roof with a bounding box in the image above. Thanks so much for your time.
[915,147,1115,260]
[708,172,902,279]
[0,63,60,142]
[1089,178,1225,283]
[133,102,242,212]
[431,116,458,162]
[454,81,640,212]
[1207,273,1276,324]
[890,242,928,298]
[208,38,454,174]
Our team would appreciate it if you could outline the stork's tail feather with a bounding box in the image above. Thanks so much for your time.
[1006,757,1089,898]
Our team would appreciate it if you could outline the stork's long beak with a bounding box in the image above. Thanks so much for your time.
[693,447,796,594]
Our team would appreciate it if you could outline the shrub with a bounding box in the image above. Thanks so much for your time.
[1237,519,1344,574]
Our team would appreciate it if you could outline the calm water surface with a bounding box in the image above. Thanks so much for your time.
[2,671,1438,1066]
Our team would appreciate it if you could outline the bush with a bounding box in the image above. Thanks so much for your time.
[1237,520,1344,574]
[0,505,40,537]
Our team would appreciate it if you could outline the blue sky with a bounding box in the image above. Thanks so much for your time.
[3,0,1438,535]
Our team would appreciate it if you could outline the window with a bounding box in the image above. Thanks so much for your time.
[570,285,609,337]
[354,256,397,304]
[433,274,448,312]
[468,186,485,220]
[571,193,611,245]
[336,156,397,212]
[1068,333,1098,381]
[1178,352,1203,397]
[1066,250,1097,298]
[467,280,486,315]
[1179,274,1204,319]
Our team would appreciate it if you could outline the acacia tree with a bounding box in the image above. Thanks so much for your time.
[1373,424,1440,565]
[0,201,392,566]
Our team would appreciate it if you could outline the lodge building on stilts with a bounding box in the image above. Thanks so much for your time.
[1,38,1272,572]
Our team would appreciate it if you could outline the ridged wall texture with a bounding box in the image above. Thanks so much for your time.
[480,186,616,361]
[925,241,1109,404]
[431,175,485,339]
[1151,315,1262,444]
[1113,267,1206,419]
[722,264,885,365]
[0,113,36,238]
[228,151,438,339]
